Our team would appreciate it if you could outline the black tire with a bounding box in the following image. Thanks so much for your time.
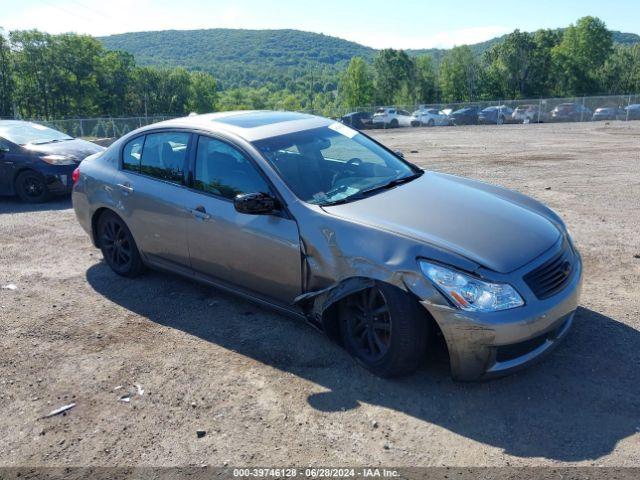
[97,211,144,277]
[339,282,429,378]
[15,170,51,203]
[427,119,435,127]
[389,119,399,129]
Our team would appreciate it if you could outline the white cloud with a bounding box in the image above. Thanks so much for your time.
[1,1,510,50]
[1,0,248,36]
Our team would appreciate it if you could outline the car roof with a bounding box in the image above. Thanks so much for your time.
[144,110,333,142]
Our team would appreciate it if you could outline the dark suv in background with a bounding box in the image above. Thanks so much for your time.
[449,107,480,126]
[478,106,514,125]
[550,103,592,122]
[592,106,626,121]
[340,111,373,130]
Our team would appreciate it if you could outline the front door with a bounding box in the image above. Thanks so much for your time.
[186,135,301,305]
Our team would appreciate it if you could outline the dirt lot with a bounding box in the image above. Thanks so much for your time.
[1,121,639,468]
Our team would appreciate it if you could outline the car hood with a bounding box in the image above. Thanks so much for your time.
[322,172,561,273]
[24,138,105,162]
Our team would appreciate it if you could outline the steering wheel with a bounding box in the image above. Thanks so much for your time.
[331,157,363,188]
[346,157,363,168]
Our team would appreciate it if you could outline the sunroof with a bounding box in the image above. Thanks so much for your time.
[215,111,313,128]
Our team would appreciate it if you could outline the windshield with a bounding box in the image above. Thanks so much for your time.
[253,124,420,206]
[0,122,73,146]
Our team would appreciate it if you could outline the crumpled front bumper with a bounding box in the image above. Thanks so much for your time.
[420,252,583,381]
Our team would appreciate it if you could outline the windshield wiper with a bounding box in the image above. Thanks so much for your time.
[323,171,423,206]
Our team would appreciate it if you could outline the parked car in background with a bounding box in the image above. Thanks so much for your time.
[0,120,105,202]
[371,108,413,128]
[624,104,640,120]
[449,107,480,126]
[550,103,592,122]
[340,111,373,130]
[73,110,581,381]
[512,104,546,123]
[592,106,626,121]
[410,108,450,127]
[478,106,514,125]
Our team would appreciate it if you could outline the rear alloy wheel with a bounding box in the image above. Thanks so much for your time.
[339,283,429,377]
[427,119,435,127]
[98,211,144,277]
[15,171,51,203]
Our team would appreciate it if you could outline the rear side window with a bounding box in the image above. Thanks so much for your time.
[194,136,270,200]
[139,132,190,184]
[122,136,144,172]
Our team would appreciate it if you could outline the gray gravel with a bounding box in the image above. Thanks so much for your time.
[0,121,639,467]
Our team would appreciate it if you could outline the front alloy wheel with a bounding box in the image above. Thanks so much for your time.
[344,287,392,362]
[15,171,50,203]
[340,283,429,377]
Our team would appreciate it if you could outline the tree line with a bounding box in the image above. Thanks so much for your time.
[0,30,218,118]
[339,17,640,109]
[1,16,639,120]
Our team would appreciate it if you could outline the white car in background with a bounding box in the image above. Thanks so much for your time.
[372,108,413,128]
[410,108,451,127]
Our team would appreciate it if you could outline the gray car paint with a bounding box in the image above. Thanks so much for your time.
[73,111,582,381]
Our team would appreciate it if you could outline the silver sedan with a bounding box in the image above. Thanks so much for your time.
[72,111,582,380]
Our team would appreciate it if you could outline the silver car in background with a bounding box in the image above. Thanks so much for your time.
[410,108,451,127]
[72,111,582,381]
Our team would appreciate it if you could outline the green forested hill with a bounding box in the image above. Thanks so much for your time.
[99,28,640,90]
[408,30,640,61]
[100,29,376,89]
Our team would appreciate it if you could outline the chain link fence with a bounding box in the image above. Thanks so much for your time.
[332,94,640,128]
[3,94,639,141]
[0,115,178,139]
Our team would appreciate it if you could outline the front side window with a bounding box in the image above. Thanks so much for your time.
[139,132,189,183]
[253,124,419,205]
[0,138,12,151]
[194,136,270,200]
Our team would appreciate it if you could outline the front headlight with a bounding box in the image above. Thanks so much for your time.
[419,261,524,312]
[40,154,76,165]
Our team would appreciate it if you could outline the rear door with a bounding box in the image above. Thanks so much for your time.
[185,135,302,304]
[111,131,193,269]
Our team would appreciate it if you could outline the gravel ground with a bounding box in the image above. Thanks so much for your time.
[0,121,639,468]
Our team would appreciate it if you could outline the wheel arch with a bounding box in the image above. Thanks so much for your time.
[13,166,41,185]
[296,275,439,346]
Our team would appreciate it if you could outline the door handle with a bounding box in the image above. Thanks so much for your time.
[117,183,134,195]
[187,205,211,220]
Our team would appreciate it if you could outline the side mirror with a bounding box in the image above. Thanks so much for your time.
[394,150,405,159]
[234,192,279,215]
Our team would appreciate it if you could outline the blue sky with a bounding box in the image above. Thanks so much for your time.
[1,0,638,48]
